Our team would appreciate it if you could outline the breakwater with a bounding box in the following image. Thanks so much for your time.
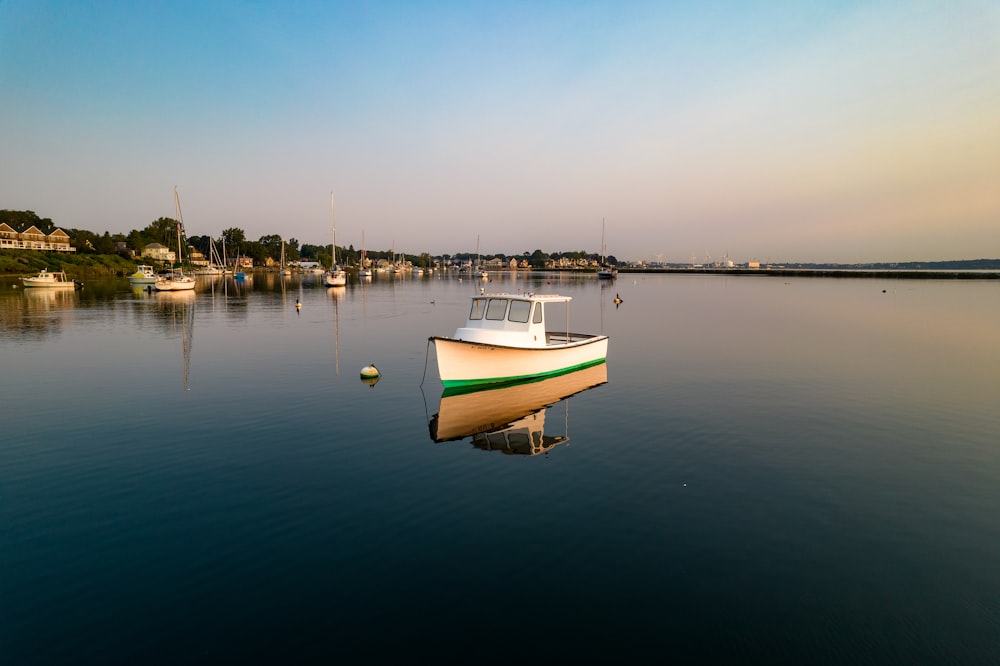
[620,267,1000,280]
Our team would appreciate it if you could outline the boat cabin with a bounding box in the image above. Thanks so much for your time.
[453,292,577,348]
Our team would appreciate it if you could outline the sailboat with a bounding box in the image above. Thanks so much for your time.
[323,192,347,287]
[194,237,225,275]
[597,217,617,280]
[279,238,292,276]
[475,235,488,279]
[155,187,197,291]
[358,230,372,278]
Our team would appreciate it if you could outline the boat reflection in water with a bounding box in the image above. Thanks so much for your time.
[428,362,608,455]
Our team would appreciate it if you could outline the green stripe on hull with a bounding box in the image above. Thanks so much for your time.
[441,357,607,390]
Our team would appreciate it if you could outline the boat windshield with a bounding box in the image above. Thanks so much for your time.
[469,299,486,320]
[508,300,530,323]
[485,298,507,320]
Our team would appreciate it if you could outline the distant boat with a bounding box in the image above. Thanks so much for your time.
[430,292,608,388]
[155,187,196,291]
[474,235,488,278]
[597,217,617,280]
[279,237,292,276]
[193,238,226,275]
[358,230,372,278]
[323,192,347,287]
[21,268,82,289]
[128,264,157,285]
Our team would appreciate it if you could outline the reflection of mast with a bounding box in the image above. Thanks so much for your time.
[328,287,343,375]
[163,294,195,390]
[181,300,192,390]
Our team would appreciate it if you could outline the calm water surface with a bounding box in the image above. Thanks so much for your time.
[1,271,998,664]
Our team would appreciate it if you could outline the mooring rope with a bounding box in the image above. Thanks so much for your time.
[420,338,432,388]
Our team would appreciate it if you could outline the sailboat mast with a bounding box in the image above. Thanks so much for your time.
[173,186,184,267]
[601,217,606,264]
[330,191,337,268]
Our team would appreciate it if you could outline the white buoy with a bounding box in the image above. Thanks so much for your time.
[295,298,301,309]
[360,363,380,379]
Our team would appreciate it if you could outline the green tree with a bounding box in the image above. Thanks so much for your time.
[528,249,549,268]
[258,234,282,260]
[221,228,246,253]
[95,231,116,254]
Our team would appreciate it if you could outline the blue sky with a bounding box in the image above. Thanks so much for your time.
[2,1,998,263]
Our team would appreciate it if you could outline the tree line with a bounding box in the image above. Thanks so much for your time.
[0,209,618,268]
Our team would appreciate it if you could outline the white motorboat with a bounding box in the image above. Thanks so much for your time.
[21,268,82,289]
[128,265,158,285]
[430,292,608,388]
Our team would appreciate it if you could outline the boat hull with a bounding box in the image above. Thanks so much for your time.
[431,334,608,388]
[154,278,196,291]
[324,273,346,286]
[21,270,81,289]
[431,361,608,441]
[21,279,78,289]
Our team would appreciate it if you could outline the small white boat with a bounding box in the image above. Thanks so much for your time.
[128,264,158,285]
[597,217,617,279]
[358,230,372,278]
[21,268,82,289]
[430,292,608,388]
[323,192,347,287]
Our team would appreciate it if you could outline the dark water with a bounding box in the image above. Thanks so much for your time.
[1,271,998,664]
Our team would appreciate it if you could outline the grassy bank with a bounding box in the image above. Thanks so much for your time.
[0,250,136,277]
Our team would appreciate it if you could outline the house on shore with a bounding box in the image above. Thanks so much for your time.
[0,223,76,253]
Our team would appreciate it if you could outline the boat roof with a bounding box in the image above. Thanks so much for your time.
[474,292,571,302]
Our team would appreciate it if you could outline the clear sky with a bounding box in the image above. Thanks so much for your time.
[2,1,998,263]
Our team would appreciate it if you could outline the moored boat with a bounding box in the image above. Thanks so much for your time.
[154,187,197,292]
[128,264,158,285]
[154,270,196,291]
[430,292,608,388]
[323,192,347,287]
[21,268,82,289]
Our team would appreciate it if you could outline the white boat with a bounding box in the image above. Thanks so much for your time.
[128,264,157,285]
[21,268,82,289]
[323,192,347,287]
[430,361,608,446]
[597,217,617,279]
[474,234,488,278]
[430,292,609,388]
[279,237,292,276]
[155,270,196,291]
[193,239,226,275]
[358,230,372,278]
[155,187,196,292]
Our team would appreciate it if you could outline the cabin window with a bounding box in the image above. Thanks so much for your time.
[532,303,543,324]
[486,298,508,320]
[508,299,531,323]
[469,299,486,320]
